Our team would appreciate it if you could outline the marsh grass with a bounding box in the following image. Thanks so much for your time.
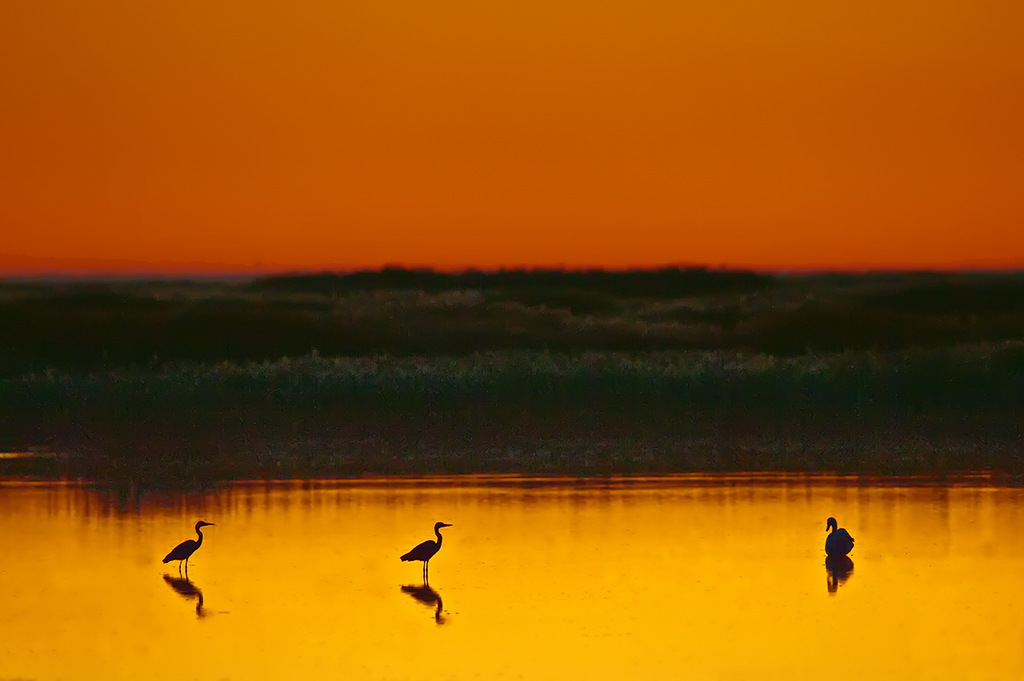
[3,269,1024,375]
[2,269,1023,486]
[3,345,1022,485]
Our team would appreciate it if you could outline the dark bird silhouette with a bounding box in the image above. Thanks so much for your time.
[163,574,207,618]
[401,584,446,624]
[163,521,215,575]
[824,516,854,557]
[825,555,854,594]
[400,522,452,582]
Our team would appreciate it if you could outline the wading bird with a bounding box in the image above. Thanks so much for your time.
[400,522,452,582]
[824,517,854,557]
[163,521,215,574]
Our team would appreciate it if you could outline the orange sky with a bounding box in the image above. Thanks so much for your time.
[2,0,1022,273]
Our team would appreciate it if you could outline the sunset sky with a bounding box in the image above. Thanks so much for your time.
[2,0,1022,274]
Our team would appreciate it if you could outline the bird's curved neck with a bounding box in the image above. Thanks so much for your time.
[195,528,204,547]
[434,527,444,547]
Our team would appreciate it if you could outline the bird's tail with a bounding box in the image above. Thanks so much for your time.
[400,552,413,561]
[162,554,175,563]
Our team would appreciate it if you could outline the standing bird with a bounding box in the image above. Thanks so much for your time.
[400,522,452,582]
[163,521,215,574]
[824,517,854,557]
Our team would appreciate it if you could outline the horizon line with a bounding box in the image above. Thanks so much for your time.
[1,252,1023,278]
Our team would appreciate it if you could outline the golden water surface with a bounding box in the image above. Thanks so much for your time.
[1,476,1022,680]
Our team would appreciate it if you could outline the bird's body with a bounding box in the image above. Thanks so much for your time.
[401,539,442,564]
[164,539,200,563]
[824,517,854,557]
[163,521,214,573]
[401,522,452,581]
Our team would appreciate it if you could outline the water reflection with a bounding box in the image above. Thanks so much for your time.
[3,476,1023,680]
[162,574,208,618]
[401,584,446,624]
[825,556,854,594]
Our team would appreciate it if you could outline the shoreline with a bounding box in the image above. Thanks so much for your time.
[3,403,1021,487]
[3,271,1022,487]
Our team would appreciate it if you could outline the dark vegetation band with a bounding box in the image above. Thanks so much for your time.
[2,268,1023,372]
[2,268,1022,482]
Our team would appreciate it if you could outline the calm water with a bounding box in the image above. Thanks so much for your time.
[1,475,1023,680]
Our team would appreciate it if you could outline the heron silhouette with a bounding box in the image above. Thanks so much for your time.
[400,522,452,582]
[824,517,854,557]
[163,521,215,575]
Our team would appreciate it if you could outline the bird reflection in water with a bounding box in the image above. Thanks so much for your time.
[163,574,208,618]
[401,584,446,625]
[825,555,854,594]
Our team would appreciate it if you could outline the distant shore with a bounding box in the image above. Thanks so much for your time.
[2,269,1022,486]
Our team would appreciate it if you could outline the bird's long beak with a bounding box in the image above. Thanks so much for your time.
[442,523,453,527]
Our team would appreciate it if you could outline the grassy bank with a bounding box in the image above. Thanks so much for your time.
[3,347,1022,484]
[3,269,1024,373]
[2,269,1022,484]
